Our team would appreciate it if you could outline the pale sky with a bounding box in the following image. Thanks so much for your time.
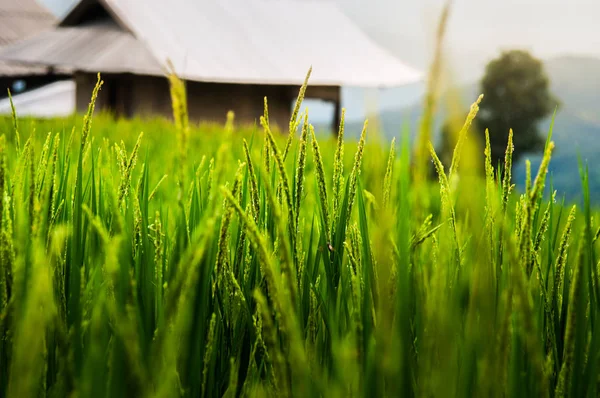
[337,0,600,80]
[445,0,600,58]
[346,0,600,56]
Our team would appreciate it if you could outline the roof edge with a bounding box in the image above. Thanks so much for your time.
[30,0,57,19]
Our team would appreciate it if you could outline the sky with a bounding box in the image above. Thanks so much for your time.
[338,0,600,79]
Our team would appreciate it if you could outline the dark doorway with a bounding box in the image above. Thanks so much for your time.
[106,76,131,118]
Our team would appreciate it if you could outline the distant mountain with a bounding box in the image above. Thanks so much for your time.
[338,55,600,203]
[516,111,600,203]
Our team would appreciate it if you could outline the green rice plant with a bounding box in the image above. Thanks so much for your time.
[310,124,330,240]
[168,67,190,201]
[243,139,260,222]
[413,2,451,188]
[7,89,20,155]
[382,137,395,209]
[285,67,312,161]
[448,94,484,181]
[0,54,599,398]
[294,113,309,231]
[332,109,346,222]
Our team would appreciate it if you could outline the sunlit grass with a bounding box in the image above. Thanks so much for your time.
[1,10,599,394]
[0,64,598,397]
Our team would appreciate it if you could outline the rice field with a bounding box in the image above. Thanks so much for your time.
[0,67,599,398]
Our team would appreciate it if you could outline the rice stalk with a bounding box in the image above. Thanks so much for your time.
[284,67,312,161]
[7,88,20,155]
[332,108,346,222]
[346,120,368,221]
[383,137,396,209]
[310,125,330,240]
[448,94,484,181]
[262,117,295,233]
[294,112,310,230]
[243,139,261,222]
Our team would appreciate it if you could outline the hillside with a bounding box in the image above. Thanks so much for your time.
[339,55,600,203]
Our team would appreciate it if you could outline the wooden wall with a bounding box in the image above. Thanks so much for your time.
[75,72,340,132]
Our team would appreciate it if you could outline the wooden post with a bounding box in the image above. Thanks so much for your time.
[332,99,341,136]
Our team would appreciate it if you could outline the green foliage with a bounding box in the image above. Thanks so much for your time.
[477,49,560,165]
[0,68,598,398]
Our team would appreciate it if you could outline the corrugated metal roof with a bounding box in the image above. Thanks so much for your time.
[0,60,48,75]
[0,0,57,76]
[107,0,423,87]
[0,19,162,75]
[0,0,54,14]
[0,0,423,88]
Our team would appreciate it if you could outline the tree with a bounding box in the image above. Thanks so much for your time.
[476,50,559,166]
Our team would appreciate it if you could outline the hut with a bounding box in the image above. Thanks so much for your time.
[0,0,68,99]
[0,0,422,130]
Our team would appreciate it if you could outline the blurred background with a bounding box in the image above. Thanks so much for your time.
[2,0,600,201]
[39,0,600,121]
